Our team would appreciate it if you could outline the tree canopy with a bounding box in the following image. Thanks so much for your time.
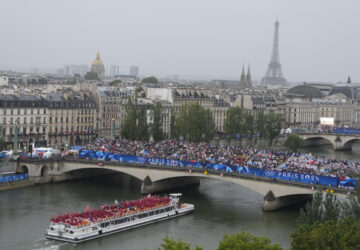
[264,113,282,145]
[109,79,122,86]
[173,103,215,142]
[158,235,203,250]
[141,76,158,84]
[217,232,283,250]
[284,134,304,152]
[291,190,360,250]
[121,97,149,141]
[150,102,165,141]
[84,71,99,80]
[224,107,254,140]
[157,232,282,250]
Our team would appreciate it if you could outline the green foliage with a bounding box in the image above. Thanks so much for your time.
[121,97,149,141]
[224,107,245,138]
[244,112,254,141]
[297,191,341,227]
[109,79,122,86]
[284,134,304,152]
[0,126,6,150]
[264,113,282,145]
[159,235,203,250]
[224,107,254,143]
[217,232,283,250]
[256,111,266,139]
[170,108,177,139]
[84,71,99,80]
[150,102,164,141]
[291,218,360,250]
[141,76,158,84]
[341,180,360,219]
[174,103,215,142]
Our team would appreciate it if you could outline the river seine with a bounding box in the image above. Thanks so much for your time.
[1,145,359,250]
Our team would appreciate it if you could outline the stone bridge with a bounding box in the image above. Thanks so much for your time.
[298,134,360,150]
[15,159,345,211]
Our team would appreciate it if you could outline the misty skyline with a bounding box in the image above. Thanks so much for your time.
[0,0,359,82]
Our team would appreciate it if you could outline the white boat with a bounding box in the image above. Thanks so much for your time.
[45,193,194,243]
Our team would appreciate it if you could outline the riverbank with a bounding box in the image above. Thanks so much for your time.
[0,169,111,192]
[0,179,34,191]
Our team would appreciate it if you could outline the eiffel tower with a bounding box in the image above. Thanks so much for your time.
[261,19,287,86]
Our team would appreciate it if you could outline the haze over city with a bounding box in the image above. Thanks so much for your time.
[0,0,359,82]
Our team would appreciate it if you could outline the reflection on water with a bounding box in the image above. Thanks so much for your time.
[0,173,302,250]
[301,142,360,161]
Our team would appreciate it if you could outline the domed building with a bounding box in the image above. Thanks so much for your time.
[285,84,324,99]
[90,51,105,79]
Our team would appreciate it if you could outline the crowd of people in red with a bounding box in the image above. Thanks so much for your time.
[50,196,171,227]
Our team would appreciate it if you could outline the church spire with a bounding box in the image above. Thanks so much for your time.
[240,64,247,88]
[246,64,252,88]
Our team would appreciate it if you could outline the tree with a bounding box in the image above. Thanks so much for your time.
[291,189,360,250]
[150,102,164,141]
[159,235,203,250]
[217,232,283,250]
[244,112,254,145]
[0,125,6,150]
[84,71,99,80]
[174,103,215,142]
[297,191,341,227]
[121,96,149,141]
[284,134,304,152]
[109,79,122,86]
[141,76,158,84]
[264,113,282,146]
[291,218,360,250]
[121,97,138,140]
[224,107,245,139]
[342,181,360,219]
[170,108,177,139]
[256,112,266,139]
[138,105,149,141]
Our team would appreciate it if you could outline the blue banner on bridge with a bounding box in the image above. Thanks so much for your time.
[0,173,29,183]
[78,149,356,189]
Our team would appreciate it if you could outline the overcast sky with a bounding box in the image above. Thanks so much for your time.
[0,0,359,82]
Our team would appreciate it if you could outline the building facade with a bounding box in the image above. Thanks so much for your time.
[46,91,97,147]
[0,94,48,150]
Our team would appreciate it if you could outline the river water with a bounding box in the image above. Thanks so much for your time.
[1,146,359,250]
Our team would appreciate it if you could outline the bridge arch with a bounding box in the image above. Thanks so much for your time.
[19,165,29,174]
[342,138,360,150]
[303,136,334,149]
[63,167,144,182]
[41,165,48,177]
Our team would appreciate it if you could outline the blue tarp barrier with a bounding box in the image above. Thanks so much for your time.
[0,173,29,183]
[76,150,356,188]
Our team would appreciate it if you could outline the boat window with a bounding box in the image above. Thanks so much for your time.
[155,210,159,214]
[50,227,54,231]
[70,231,74,234]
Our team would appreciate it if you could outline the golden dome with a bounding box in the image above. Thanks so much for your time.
[90,51,105,79]
[92,51,104,66]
